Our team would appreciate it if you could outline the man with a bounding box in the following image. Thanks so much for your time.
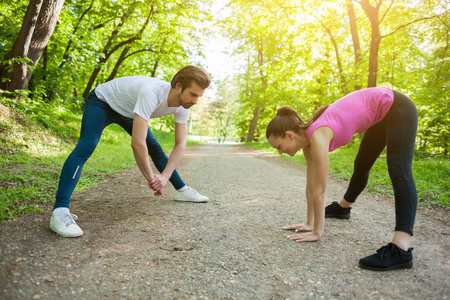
[50,65,211,238]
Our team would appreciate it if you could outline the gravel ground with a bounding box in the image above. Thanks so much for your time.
[1,143,449,299]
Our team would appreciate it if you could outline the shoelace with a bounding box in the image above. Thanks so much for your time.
[187,187,199,195]
[377,243,406,260]
[61,214,78,227]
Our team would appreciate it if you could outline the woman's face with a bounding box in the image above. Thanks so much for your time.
[268,131,308,157]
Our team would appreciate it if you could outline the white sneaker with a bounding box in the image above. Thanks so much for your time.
[50,213,83,237]
[175,186,209,203]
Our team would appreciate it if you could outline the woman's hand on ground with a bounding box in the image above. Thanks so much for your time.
[287,232,320,242]
[282,223,312,232]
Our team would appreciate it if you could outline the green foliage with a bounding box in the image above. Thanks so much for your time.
[222,0,449,157]
[246,141,449,207]
[1,0,212,103]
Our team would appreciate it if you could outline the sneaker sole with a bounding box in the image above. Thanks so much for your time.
[359,260,413,271]
[325,214,351,219]
[175,199,208,203]
[50,227,83,238]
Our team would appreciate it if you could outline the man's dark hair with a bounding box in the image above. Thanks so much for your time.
[171,65,211,90]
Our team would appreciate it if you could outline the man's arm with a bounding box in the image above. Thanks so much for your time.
[156,122,187,186]
[131,114,156,186]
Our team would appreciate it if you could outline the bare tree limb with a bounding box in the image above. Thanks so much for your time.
[381,13,447,38]
[380,0,395,24]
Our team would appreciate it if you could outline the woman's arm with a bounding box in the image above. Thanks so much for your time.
[304,146,315,228]
[283,146,314,232]
[288,126,333,242]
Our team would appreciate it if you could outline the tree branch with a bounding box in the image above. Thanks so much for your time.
[381,14,447,38]
[380,0,395,24]
[108,36,140,54]
[93,17,115,30]
[124,48,157,59]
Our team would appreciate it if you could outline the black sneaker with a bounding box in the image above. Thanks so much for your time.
[325,201,351,219]
[359,243,413,271]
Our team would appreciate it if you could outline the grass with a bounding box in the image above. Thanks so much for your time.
[246,140,450,207]
[0,100,199,221]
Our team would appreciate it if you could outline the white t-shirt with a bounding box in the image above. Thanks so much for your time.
[94,76,190,123]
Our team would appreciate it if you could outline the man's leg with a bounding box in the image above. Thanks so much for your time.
[51,91,113,237]
[55,92,113,208]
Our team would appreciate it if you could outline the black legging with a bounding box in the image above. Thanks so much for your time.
[343,91,418,235]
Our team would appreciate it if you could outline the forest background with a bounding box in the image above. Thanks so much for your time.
[0,0,449,221]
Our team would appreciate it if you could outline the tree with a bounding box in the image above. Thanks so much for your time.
[346,0,363,90]
[46,0,96,102]
[225,0,305,141]
[82,1,153,97]
[0,0,65,93]
[356,0,446,87]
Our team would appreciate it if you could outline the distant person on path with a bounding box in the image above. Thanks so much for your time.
[266,87,418,271]
[51,65,211,238]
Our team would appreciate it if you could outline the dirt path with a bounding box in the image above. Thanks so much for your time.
[1,144,449,299]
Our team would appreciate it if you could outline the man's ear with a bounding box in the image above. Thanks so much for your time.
[175,82,183,91]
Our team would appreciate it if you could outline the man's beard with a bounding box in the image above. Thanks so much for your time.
[178,91,192,109]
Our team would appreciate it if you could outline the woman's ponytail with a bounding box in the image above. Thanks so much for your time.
[266,105,329,139]
[266,107,304,139]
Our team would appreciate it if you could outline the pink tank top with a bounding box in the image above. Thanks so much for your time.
[306,87,394,152]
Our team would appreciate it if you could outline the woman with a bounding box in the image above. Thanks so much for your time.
[266,86,418,271]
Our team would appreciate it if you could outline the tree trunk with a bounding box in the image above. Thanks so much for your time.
[105,45,131,82]
[346,0,362,90]
[246,105,262,142]
[42,45,48,101]
[321,22,347,94]
[83,62,104,97]
[151,59,159,77]
[246,39,267,142]
[151,38,167,77]
[48,0,95,102]
[0,0,43,91]
[82,3,153,97]
[59,0,94,70]
[359,0,382,88]
[8,0,64,92]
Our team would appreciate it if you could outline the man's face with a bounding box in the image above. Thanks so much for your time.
[177,82,205,109]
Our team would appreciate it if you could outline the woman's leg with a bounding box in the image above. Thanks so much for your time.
[117,118,186,190]
[359,91,417,271]
[342,122,387,204]
[326,120,388,218]
[385,91,418,250]
[54,91,113,209]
